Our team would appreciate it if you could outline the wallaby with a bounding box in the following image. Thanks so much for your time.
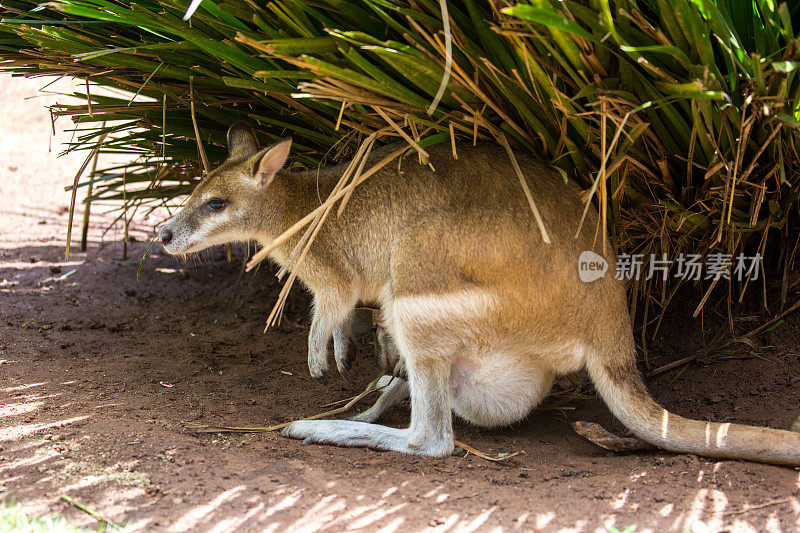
[160,123,800,465]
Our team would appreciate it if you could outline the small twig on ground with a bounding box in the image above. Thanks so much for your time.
[454,441,524,462]
[60,495,119,529]
[723,498,792,516]
[185,372,386,433]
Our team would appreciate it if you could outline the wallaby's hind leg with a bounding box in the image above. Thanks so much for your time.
[282,344,454,456]
[349,375,409,423]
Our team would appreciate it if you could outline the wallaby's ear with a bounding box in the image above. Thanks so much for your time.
[252,138,292,186]
[227,122,260,159]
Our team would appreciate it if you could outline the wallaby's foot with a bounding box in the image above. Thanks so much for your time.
[307,297,356,381]
[333,323,356,380]
[334,340,357,382]
[307,332,332,382]
[307,349,329,381]
[791,414,800,433]
[336,362,355,382]
[281,419,453,457]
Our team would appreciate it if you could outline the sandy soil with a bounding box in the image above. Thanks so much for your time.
[2,75,800,532]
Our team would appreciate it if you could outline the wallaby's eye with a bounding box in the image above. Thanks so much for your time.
[207,198,226,211]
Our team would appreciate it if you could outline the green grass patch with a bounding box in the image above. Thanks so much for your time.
[0,501,94,533]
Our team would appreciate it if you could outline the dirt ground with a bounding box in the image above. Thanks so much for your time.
[3,75,800,533]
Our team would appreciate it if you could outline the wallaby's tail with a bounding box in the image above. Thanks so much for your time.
[586,352,800,466]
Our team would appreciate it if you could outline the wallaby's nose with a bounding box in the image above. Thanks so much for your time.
[160,228,173,245]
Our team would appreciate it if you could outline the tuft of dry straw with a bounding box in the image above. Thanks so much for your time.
[245,143,407,272]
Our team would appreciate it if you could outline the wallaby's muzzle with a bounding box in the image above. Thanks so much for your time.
[158,208,207,256]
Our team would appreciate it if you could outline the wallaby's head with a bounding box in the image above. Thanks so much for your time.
[159,123,292,255]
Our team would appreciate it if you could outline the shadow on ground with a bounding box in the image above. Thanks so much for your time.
[2,238,800,532]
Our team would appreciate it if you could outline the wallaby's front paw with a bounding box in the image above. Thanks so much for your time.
[335,351,355,382]
[308,353,329,382]
[333,327,356,381]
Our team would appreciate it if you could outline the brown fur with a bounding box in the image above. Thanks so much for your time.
[160,124,800,465]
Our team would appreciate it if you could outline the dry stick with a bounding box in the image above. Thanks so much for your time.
[265,192,342,329]
[599,100,608,255]
[455,441,523,462]
[426,0,452,116]
[189,76,210,173]
[271,135,386,327]
[373,106,429,163]
[498,133,551,244]
[337,132,384,216]
[335,100,347,131]
[140,95,170,194]
[449,122,458,159]
[85,78,93,118]
[122,170,129,260]
[80,122,105,251]
[725,102,753,227]
[277,133,377,280]
[575,110,631,240]
[408,117,423,165]
[709,132,734,246]
[60,495,119,529]
[738,124,782,187]
[188,373,386,433]
[693,267,725,317]
[723,498,792,516]
[743,298,800,338]
[66,132,108,261]
[320,377,395,408]
[162,94,167,162]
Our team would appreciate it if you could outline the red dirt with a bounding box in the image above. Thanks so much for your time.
[2,76,800,532]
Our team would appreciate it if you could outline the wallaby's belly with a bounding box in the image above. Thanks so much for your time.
[449,351,555,427]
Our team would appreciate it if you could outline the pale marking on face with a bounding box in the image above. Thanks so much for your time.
[163,209,235,255]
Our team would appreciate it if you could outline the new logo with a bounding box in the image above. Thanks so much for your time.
[578,251,608,282]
